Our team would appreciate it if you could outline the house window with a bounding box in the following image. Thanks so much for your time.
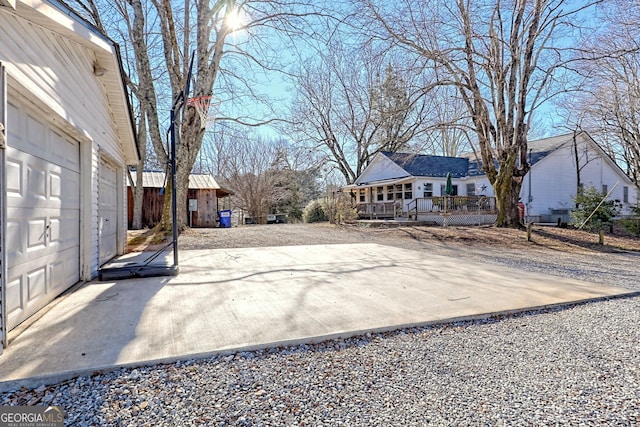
[602,184,608,194]
[387,185,394,200]
[359,190,365,203]
[423,183,433,198]
[623,186,629,203]
[377,186,384,201]
[404,183,413,199]
[466,183,476,196]
[441,184,459,196]
[395,184,403,200]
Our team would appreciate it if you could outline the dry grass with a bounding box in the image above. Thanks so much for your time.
[126,227,171,252]
[375,224,640,253]
[127,222,640,254]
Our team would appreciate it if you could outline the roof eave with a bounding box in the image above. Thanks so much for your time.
[16,0,139,165]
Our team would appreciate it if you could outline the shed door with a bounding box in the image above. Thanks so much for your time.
[5,102,80,331]
[99,158,118,265]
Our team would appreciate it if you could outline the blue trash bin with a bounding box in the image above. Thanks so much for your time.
[218,210,232,228]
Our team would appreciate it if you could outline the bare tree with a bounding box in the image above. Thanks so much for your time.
[359,0,603,227]
[419,86,475,157]
[129,102,148,229]
[67,0,324,232]
[290,38,436,184]
[216,130,291,224]
[566,2,640,188]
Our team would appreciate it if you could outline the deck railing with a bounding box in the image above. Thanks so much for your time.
[407,196,497,218]
[356,197,497,219]
[356,202,397,218]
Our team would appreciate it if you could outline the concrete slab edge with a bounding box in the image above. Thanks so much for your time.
[1,291,638,393]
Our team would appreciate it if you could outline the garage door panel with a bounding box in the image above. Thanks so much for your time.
[6,218,24,267]
[27,216,47,251]
[50,246,80,292]
[27,163,47,199]
[5,102,81,331]
[51,130,80,173]
[26,267,47,303]
[24,113,45,155]
[6,157,22,195]
[99,159,118,264]
[8,207,80,255]
[7,148,69,209]
[7,102,80,169]
[6,249,80,327]
[6,265,48,324]
[49,209,80,249]
[59,165,80,206]
[6,277,24,323]
[50,169,62,200]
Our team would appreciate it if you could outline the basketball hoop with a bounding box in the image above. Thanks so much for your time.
[186,95,221,129]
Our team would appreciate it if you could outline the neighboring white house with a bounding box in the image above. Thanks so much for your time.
[0,0,138,349]
[346,132,638,224]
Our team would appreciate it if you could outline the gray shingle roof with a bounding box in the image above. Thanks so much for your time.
[381,152,469,178]
[387,133,578,178]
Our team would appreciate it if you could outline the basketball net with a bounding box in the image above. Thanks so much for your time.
[186,95,221,129]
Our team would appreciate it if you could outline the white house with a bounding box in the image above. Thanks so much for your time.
[0,0,138,349]
[519,132,637,222]
[346,132,638,224]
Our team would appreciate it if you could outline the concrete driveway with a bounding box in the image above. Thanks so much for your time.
[0,243,635,391]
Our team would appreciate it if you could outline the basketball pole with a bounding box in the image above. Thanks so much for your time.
[97,53,195,280]
[170,51,196,270]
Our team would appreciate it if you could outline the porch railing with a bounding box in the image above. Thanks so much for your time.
[356,201,397,218]
[407,196,497,218]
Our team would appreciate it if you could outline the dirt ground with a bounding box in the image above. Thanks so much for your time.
[127,222,640,254]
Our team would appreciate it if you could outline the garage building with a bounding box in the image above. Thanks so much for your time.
[0,0,138,350]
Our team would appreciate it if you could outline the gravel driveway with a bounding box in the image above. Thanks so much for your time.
[3,223,640,425]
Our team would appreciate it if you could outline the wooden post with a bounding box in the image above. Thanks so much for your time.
[599,229,604,245]
[527,223,532,242]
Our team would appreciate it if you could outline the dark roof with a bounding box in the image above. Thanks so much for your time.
[382,152,469,178]
[383,133,590,178]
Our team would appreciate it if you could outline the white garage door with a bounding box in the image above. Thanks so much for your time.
[99,158,118,265]
[5,102,80,331]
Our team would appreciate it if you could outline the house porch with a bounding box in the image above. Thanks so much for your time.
[357,196,498,226]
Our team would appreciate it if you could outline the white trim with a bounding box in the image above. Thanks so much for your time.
[15,0,114,52]
[0,62,7,351]
[0,0,16,9]
[343,176,414,190]
[80,139,92,281]
[580,132,634,185]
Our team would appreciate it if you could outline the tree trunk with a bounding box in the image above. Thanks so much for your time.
[492,153,524,228]
[131,162,145,229]
[131,105,148,230]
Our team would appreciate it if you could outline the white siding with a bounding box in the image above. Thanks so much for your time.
[449,177,495,197]
[355,154,409,184]
[523,144,578,217]
[522,136,637,218]
[1,9,130,279]
[0,13,125,164]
